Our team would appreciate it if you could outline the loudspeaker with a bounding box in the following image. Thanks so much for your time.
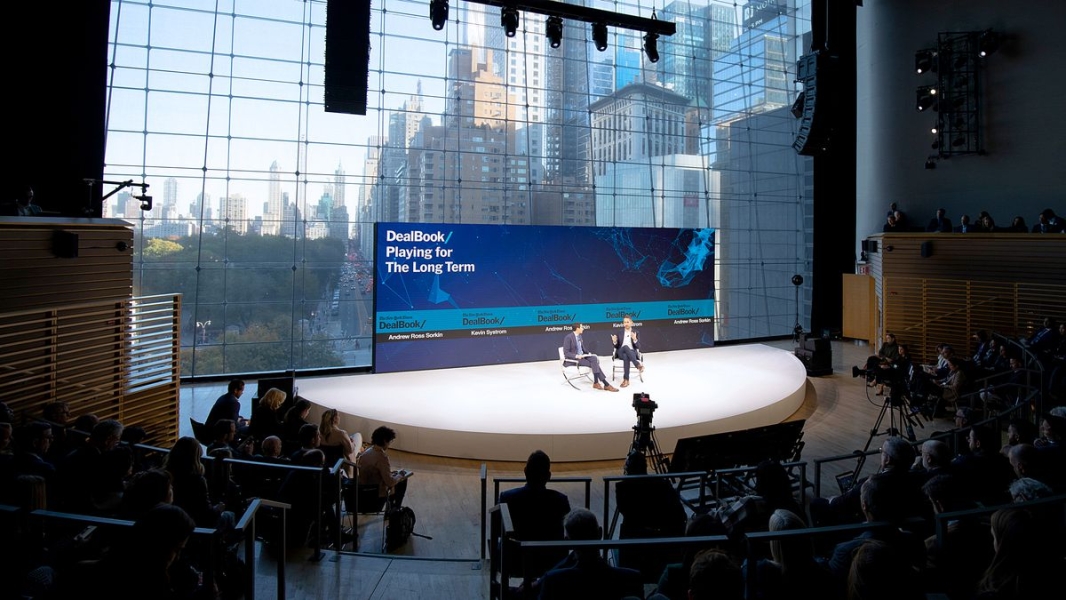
[921,241,933,258]
[794,333,833,376]
[861,239,878,254]
[52,231,79,258]
[792,51,834,156]
[324,0,371,115]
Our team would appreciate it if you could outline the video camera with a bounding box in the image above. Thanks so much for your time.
[633,392,657,419]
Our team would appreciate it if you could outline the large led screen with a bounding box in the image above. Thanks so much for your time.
[373,223,715,373]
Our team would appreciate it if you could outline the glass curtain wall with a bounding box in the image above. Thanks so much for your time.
[104,0,813,378]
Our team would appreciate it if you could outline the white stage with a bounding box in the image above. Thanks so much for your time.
[298,343,808,462]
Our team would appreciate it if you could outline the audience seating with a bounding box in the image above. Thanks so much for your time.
[189,418,213,446]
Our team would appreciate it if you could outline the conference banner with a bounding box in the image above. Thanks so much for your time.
[373,223,715,373]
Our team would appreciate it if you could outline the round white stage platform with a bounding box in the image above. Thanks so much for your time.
[298,343,808,462]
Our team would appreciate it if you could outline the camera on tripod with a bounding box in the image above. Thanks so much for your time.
[633,393,657,426]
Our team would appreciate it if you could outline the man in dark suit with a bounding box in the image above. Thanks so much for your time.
[537,508,643,600]
[563,324,618,392]
[953,214,973,233]
[501,450,572,580]
[206,379,246,430]
[926,208,952,232]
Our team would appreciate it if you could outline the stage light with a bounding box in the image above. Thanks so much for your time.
[915,86,938,112]
[915,49,936,74]
[546,16,563,49]
[931,126,938,134]
[592,22,608,52]
[644,32,659,63]
[501,6,519,38]
[429,0,448,31]
[978,29,1000,57]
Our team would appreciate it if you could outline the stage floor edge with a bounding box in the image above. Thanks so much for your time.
[298,343,808,462]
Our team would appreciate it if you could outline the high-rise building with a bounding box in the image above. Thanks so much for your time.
[162,177,179,221]
[544,17,592,185]
[712,1,796,122]
[589,83,691,177]
[505,16,546,124]
[659,1,710,107]
[265,160,283,235]
[594,154,711,229]
[218,193,248,234]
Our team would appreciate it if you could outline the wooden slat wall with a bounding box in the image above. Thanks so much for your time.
[0,217,134,311]
[1,218,179,447]
[866,233,1066,363]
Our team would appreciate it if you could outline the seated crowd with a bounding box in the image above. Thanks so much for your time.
[2,352,1064,600]
[881,205,1064,235]
[0,381,393,600]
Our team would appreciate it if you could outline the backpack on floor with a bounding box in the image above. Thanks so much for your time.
[385,505,416,551]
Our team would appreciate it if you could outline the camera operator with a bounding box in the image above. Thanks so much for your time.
[861,333,899,395]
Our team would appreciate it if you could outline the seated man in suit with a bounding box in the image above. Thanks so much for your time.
[537,508,643,600]
[926,208,952,232]
[611,315,645,388]
[563,323,618,392]
[501,450,572,581]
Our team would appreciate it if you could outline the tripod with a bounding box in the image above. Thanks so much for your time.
[847,382,925,490]
[630,422,668,474]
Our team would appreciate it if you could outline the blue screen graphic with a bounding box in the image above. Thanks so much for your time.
[373,223,715,373]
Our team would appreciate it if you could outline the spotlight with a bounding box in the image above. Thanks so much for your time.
[915,49,936,74]
[931,126,938,134]
[545,16,563,49]
[429,0,448,31]
[915,86,938,112]
[135,194,153,211]
[644,32,659,63]
[978,29,1000,57]
[592,22,608,52]
[925,158,937,170]
[501,7,519,38]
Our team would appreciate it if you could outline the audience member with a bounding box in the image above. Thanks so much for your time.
[41,401,73,464]
[826,476,926,581]
[845,539,924,600]
[118,467,174,521]
[1008,477,1053,503]
[255,435,289,464]
[54,418,124,514]
[920,474,992,600]
[281,397,313,448]
[14,421,57,484]
[319,408,360,475]
[1000,419,1037,458]
[206,418,238,455]
[163,436,225,528]
[953,214,974,233]
[536,508,643,600]
[205,379,246,430]
[1,185,44,217]
[909,439,954,485]
[716,459,804,541]
[1031,208,1064,233]
[743,508,836,600]
[82,503,199,600]
[974,507,1062,599]
[276,448,345,547]
[289,422,322,461]
[684,548,744,600]
[249,386,286,443]
[500,449,573,586]
[811,436,926,527]
[652,513,732,600]
[951,424,1014,506]
[926,208,952,233]
[1007,216,1028,233]
[356,426,409,510]
[615,449,687,580]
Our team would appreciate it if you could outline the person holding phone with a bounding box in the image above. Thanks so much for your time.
[611,315,644,388]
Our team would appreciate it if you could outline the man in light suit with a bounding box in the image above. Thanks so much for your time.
[563,324,618,392]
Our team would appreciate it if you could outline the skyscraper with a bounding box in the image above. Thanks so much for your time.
[265,160,282,235]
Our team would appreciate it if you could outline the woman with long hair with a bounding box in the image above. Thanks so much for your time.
[975,507,1063,599]
[163,436,223,528]
[319,408,361,475]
